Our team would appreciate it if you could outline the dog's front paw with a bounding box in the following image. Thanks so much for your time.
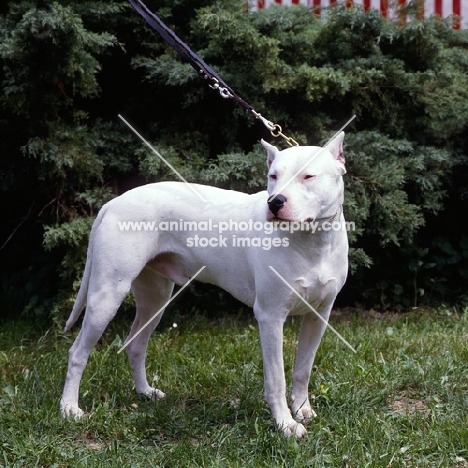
[293,406,317,423]
[291,396,317,423]
[139,387,166,400]
[278,419,308,438]
[292,403,317,423]
[60,401,84,419]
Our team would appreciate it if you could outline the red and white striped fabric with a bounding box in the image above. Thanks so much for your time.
[251,0,467,29]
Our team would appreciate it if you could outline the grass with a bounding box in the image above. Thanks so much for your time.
[0,308,467,467]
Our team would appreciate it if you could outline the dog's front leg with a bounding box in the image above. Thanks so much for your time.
[256,318,308,438]
[290,311,330,422]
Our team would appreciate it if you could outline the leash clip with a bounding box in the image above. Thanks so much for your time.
[270,123,299,147]
[200,70,298,145]
[204,74,232,99]
[253,111,299,147]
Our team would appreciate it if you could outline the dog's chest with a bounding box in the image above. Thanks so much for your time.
[279,238,347,315]
[286,271,338,315]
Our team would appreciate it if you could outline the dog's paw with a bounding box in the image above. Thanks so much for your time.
[293,406,317,423]
[139,387,166,400]
[292,404,317,423]
[290,396,317,423]
[279,420,308,438]
[60,402,84,419]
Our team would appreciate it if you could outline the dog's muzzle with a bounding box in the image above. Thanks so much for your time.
[268,194,287,218]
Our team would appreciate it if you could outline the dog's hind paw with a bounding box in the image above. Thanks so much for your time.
[60,402,84,419]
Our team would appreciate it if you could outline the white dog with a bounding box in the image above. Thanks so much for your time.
[60,132,349,438]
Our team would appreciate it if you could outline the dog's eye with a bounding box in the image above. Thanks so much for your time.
[304,175,315,181]
[269,174,277,180]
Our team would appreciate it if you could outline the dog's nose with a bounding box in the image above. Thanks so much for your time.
[268,194,287,217]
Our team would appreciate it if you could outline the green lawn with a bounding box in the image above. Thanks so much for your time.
[0,309,467,467]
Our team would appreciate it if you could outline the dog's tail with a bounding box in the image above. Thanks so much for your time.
[63,203,109,332]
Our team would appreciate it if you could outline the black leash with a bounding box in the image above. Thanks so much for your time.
[128,0,299,147]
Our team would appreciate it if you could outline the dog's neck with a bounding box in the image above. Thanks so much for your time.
[311,205,342,224]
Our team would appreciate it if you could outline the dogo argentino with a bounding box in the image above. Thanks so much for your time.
[60,132,349,438]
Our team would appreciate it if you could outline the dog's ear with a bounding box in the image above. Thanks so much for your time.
[326,132,346,175]
[261,139,279,168]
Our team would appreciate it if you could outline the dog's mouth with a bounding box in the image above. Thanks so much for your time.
[267,214,317,224]
[268,215,294,223]
[266,207,307,223]
[269,216,305,224]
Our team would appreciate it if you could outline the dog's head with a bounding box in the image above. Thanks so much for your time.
[262,132,346,222]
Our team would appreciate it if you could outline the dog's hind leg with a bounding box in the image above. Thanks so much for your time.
[125,266,174,399]
[60,279,133,418]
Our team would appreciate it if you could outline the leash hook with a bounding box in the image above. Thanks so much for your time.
[252,111,299,147]
[204,74,232,99]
